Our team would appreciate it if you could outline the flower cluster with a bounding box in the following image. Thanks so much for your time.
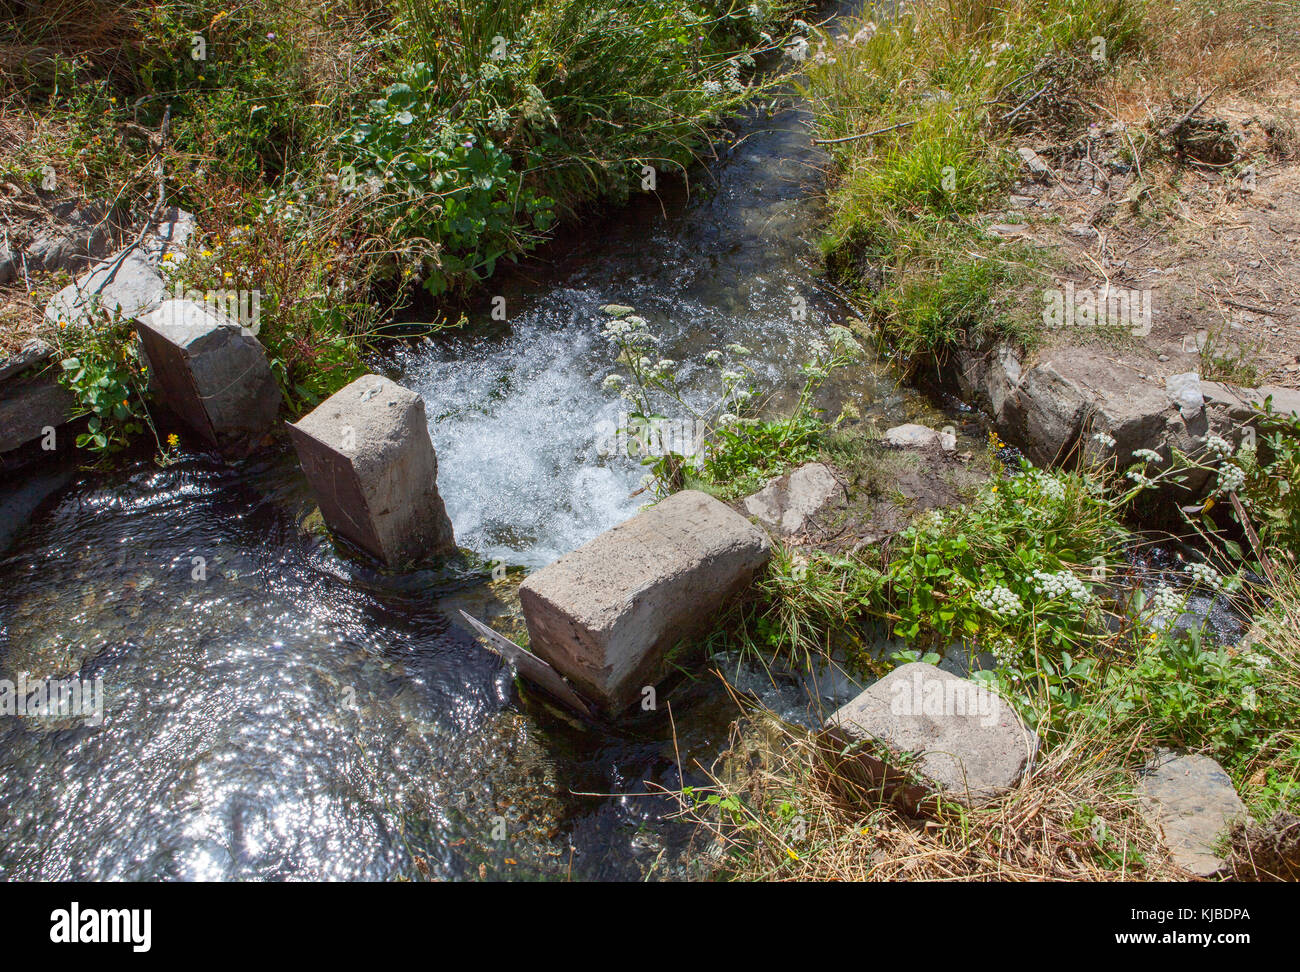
[1148,583,1186,623]
[1213,462,1246,496]
[1203,433,1234,460]
[1126,467,1155,488]
[1012,467,1066,503]
[1183,561,1222,590]
[1030,569,1092,604]
[1091,431,1116,449]
[975,584,1024,618]
[1131,448,1163,464]
[986,632,1019,668]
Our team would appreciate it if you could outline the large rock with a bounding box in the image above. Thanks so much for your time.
[743,462,843,536]
[1202,381,1300,423]
[136,300,280,451]
[0,339,54,384]
[957,345,1257,495]
[883,423,956,451]
[41,206,196,328]
[44,251,164,328]
[24,200,128,275]
[287,374,456,566]
[1138,749,1249,877]
[138,206,197,266]
[824,662,1037,810]
[519,490,771,711]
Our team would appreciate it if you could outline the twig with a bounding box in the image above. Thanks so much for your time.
[1222,297,1287,318]
[1229,491,1278,587]
[1002,82,1052,125]
[1161,86,1220,138]
[812,118,916,145]
[87,105,172,298]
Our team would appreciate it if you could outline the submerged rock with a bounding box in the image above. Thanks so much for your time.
[288,374,456,566]
[519,489,770,712]
[823,662,1037,811]
[0,374,76,456]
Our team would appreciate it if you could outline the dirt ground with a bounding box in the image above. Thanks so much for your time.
[995,78,1300,392]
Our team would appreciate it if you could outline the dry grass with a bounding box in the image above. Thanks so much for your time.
[1143,0,1300,93]
[672,557,1300,882]
[671,687,1178,882]
[1092,0,1300,126]
[0,0,150,95]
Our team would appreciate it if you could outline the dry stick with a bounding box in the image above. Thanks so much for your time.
[1002,81,1052,125]
[1161,86,1220,138]
[1229,490,1278,588]
[811,117,917,145]
[1223,296,1287,318]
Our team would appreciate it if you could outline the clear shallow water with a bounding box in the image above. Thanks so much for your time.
[0,96,940,881]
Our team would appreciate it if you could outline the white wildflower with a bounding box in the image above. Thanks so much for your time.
[1148,583,1186,623]
[1214,462,1246,496]
[1183,562,1222,590]
[974,584,1024,618]
[1203,433,1234,460]
[1030,569,1092,604]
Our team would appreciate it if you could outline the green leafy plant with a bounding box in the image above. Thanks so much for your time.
[54,309,151,454]
[341,63,557,294]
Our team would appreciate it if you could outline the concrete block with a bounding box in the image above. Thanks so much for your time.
[519,489,771,711]
[136,299,280,451]
[288,374,456,566]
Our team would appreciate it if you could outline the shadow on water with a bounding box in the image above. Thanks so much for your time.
[0,52,950,881]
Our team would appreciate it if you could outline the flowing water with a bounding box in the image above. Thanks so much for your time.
[0,89,956,880]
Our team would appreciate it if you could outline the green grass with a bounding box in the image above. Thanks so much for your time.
[803,0,1146,368]
[3,0,801,451]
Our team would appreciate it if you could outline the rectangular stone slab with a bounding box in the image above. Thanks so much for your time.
[824,662,1037,810]
[136,299,280,450]
[0,375,76,455]
[518,489,771,712]
[288,374,455,566]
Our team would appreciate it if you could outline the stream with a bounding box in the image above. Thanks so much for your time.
[0,68,959,880]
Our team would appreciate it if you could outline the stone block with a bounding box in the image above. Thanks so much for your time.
[824,662,1037,810]
[743,462,843,535]
[519,490,771,711]
[136,299,280,451]
[288,374,456,566]
[1139,749,1249,877]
